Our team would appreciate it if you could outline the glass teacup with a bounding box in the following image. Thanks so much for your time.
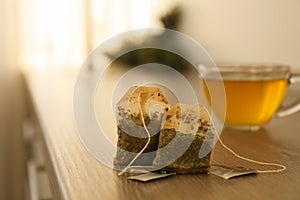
[201,64,300,131]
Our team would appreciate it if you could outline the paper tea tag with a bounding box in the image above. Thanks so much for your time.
[209,166,256,180]
[128,172,176,182]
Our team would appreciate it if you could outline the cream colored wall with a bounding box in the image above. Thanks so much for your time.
[0,0,25,199]
[177,0,300,70]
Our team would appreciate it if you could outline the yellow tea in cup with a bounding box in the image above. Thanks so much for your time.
[201,65,300,131]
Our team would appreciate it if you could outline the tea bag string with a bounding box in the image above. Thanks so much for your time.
[118,93,151,176]
[216,131,286,173]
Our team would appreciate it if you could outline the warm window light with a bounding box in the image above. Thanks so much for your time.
[20,0,86,69]
[131,0,151,29]
[19,0,155,69]
[90,0,153,48]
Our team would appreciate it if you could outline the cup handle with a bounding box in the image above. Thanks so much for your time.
[276,74,300,118]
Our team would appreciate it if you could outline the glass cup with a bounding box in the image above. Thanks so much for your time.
[201,64,300,131]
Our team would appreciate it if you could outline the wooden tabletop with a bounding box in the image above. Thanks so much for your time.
[24,68,300,200]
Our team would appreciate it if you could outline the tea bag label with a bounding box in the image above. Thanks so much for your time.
[128,172,176,182]
[209,166,256,180]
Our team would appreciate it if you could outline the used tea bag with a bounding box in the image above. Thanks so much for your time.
[153,103,215,174]
[114,86,170,168]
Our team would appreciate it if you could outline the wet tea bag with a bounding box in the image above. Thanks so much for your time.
[114,86,170,169]
[153,103,216,174]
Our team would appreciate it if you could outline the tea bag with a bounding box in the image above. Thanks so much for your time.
[153,103,215,174]
[114,86,170,168]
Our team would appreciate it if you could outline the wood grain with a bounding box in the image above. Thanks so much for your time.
[24,68,300,200]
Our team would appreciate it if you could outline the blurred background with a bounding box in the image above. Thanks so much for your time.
[1,0,300,199]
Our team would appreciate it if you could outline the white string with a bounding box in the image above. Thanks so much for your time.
[118,93,151,176]
[215,129,286,174]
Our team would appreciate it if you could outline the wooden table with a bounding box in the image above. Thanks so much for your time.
[24,68,300,200]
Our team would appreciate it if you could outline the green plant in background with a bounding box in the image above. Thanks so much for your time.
[104,6,192,71]
[160,6,182,30]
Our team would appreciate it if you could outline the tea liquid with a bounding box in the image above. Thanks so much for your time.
[204,79,288,126]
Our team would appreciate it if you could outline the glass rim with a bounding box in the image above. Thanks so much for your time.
[200,63,291,80]
[217,63,290,73]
